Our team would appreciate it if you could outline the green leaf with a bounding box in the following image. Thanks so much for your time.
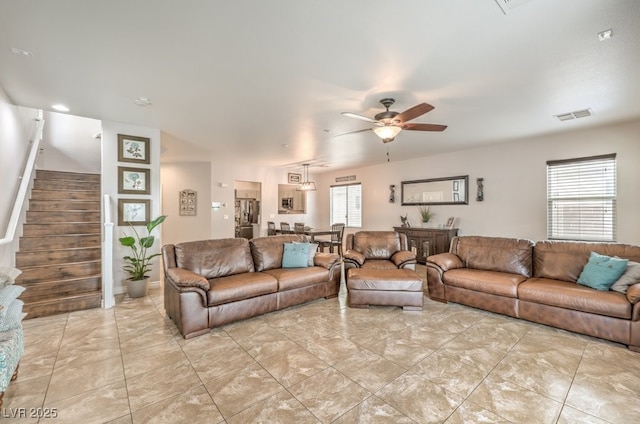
[119,236,135,247]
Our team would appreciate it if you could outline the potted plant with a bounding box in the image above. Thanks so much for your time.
[418,206,435,227]
[119,215,167,298]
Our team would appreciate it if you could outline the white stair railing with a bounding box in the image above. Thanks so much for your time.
[0,113,45,248]
[102,194,115,308]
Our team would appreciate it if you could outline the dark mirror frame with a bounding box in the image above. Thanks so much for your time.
[401,175,469,205]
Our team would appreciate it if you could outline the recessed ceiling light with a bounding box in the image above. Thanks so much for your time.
[134,97,152,106]
[598,29,613,41]
[51,104,70,112]
[282,144,289,148]
[10,47,33,57]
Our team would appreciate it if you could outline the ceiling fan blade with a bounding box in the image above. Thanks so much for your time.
[402,123,448,132]
[341,112,380,124]
[395,103,434,123]
[333,128,373,137]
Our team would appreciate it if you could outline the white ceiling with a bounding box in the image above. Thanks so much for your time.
[1,0,639,173]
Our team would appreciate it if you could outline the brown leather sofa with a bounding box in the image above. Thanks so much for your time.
[162,234,341,339]
[343,231,417,272]
[427,236,640,351]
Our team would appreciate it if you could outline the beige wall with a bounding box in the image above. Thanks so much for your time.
[314,118,640,245]
[161,162,212,245]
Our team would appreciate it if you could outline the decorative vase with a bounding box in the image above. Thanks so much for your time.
[421,222,430,228]
[127,278,150,298]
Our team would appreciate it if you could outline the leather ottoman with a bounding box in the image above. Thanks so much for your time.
[347,268,424,310]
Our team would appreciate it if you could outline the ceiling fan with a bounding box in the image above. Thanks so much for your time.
[338,98,447,143]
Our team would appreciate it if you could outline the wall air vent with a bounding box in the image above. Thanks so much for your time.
[554,109,593,122]
[494,0,533,15]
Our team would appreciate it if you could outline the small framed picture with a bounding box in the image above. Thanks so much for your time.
[118,134,150,164]
[118,167,150,195]
[179,189,197,216]
[446,216,456,229]
[288,173,302,184]
[118,199,150,226]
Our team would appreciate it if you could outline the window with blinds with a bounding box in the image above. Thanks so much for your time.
[330,183,362,227]
[546,154,616,241]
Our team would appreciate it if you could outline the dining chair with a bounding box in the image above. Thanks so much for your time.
[280,222,292,234]
[267,221,277,235]
[294,222,305,234]
[319,223,345,256]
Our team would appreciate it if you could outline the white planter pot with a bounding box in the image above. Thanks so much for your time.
[126,278,150,298]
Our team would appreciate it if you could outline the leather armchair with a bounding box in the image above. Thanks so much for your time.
[344,231,417,271]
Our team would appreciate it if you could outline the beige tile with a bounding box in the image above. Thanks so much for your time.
[179,329,240,362]
[257,344,329,387]
[203,361,284,418]
[191,345,257,382]
[41,380,130,424]
[437,336,507,373]
[368,335,432,368]
[226,390,320,424]
[467,375,562,423]
[131,384,223,424]
[122,339,186,379]
[557,405,611,424]
[288,367,370,423]
[45,355,125,404]
[55,336,122,369]
[333,349,405,392]
[444,401,511,424]
[410,351,486,398]
[333,395,414,424]
[376,373,463,423]
[126,359,201,412]
[236,331,301,361]
[1,375,50,424]
[295,333,362,365]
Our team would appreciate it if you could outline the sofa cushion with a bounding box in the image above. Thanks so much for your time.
[453,236,534,277]
[264,267,329,291]
[361,260,401,270]
[352,231,402,260]
[250,235,309,271]
[282,242,310,268]
[206,272,278,306]
[443,269,527,298]
[518,278,631,319]
[534,240,640,283]
[0,285,25,318]
[175,239,254,279]
[577,252,628,291]
[611,261,640,293]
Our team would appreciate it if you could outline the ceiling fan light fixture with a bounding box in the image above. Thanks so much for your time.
[373,125,402,142]
[296,163,316,191]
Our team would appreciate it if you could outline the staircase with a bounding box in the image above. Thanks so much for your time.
[16,170,102,318]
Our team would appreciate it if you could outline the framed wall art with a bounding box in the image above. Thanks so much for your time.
[118,166,150,195]
[288,173,301,184]
[118,134,150,164]
[179,189,197,216]
[118,199,150,226]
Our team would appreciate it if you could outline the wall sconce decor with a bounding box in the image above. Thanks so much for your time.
[476,178,484,201]
[389,185,396,203]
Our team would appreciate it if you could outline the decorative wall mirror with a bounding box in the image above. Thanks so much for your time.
[401,175,469,205]
[277,184,306,214]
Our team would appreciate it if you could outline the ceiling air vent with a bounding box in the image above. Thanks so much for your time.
[494,0,533,15]
[554,109,593,122]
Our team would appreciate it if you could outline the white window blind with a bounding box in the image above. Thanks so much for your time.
[330,183,361,227]
[547,154,616,241]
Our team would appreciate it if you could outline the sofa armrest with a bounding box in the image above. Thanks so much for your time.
[427,253,463,272]
[627,283,640,305]
[391,250,417,268]
[314,252,341,269]
[343,250,365,267]
[166,268,210,291]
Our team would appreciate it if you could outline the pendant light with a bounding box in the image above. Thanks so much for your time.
[297,163,316,191]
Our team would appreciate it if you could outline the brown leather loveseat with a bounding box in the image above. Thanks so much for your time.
[427,236,640,351]
[163,234,341,338]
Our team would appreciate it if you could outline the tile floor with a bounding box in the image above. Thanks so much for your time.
[3,265,640,423]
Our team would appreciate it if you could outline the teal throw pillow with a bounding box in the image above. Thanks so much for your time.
[0,299,24,331]
[293,242,319,266]
[282,242,310,268]
[0,284,25,318]
[577,252,628,291]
